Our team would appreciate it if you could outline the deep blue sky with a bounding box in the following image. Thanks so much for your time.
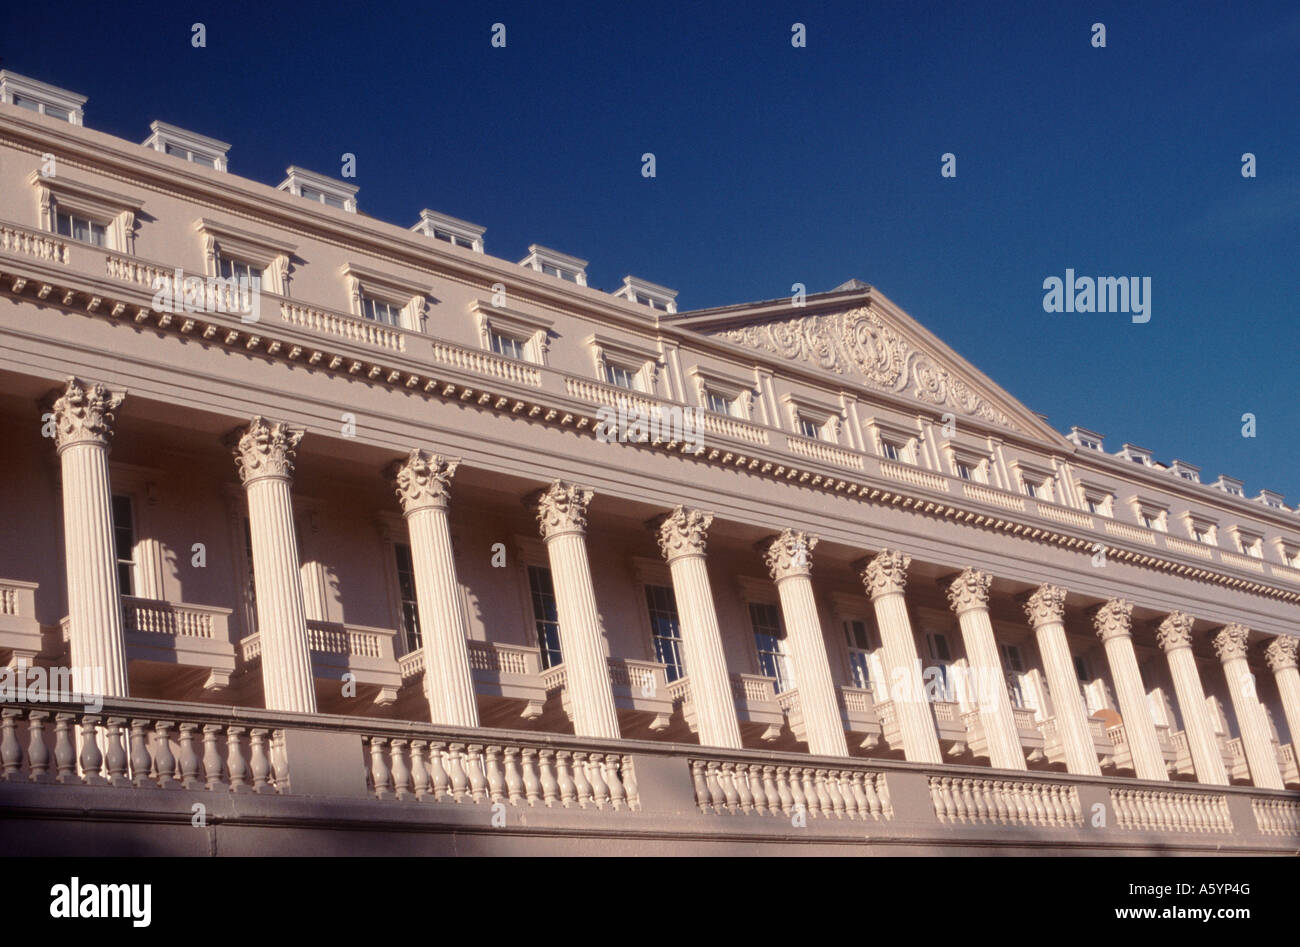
[4,1,1297,500]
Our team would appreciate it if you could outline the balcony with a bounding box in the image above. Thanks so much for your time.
[876,699,968,757]
[774,685,883,751]
[960,705,1047,765]
[59,596,236,697]
[1,693,1296,855]
[1039,715,1116,772]
[0,579,41,667]
[542,657,673,736]
[668,672,786,744]
[398,640,546,725]
[240,620,399,709]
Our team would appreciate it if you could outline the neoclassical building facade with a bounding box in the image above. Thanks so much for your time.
[1,72,1298,854]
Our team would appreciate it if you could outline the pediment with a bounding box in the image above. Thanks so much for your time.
[702,300,1060,442]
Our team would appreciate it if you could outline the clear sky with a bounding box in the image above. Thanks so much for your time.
[3,0,1297,500]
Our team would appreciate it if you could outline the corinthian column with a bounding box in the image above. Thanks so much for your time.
[1092,599,1166,781]
[653,507,742,749]
[1213,625,1283,789]
[1264,636,1300,760]
[759,530,847,757]
[1022,585,1100,776]
[942,569,1025,770]
[231,417,316,714]
[389,450,478,728]
[1155,612,1227,786]
[530,481,620,739]
[859,550,942,763]
[49,378,129,697]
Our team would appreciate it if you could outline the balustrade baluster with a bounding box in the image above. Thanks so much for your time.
[271,731,289,793]
[410,741,431,800]
[787,766,807,817]
[521,748,543,807]
[0,709,22,779]
[177,724,202,790]
[79,715,105,786]
[603,755,627,811]
[746,764,766,815]
[691,760,710,811]
[54,714,78,784]
[571,752,594,808]
[719,762,740,812]
[800,769,820,818]
[249,729,272,793]
[774,766,793,816]
[105,718,129,787]
[202,724,226,791]
[465,745,488,802]
[484,746,506,804]
[28,711,50,783]
[369,737,393,800]
[390,739,412,800]
[502,747,525,806]
[730,763,753,813]
[538,750,560,807]
[428,742,450,800]
[446,744,470,802]
[555,750,577,808]
[761,766,781,815]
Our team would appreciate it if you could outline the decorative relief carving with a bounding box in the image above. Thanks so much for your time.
[532,480,593,540]
[1092,599,1134,642]
[389,450,459,514]
[1022,584,1067,627]
[231,416,303,484]
[1264,636,1298,673]
[860,549,911,599]
[718,306,1018,431]
[1155,612,1196,653]
[942,568,992,615]
[760,529,817,581]
[50,377,124,450]
[654,506,713,562]
[1212,624,1251,663]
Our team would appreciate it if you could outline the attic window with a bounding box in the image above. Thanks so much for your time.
[0,71,86,124]
[144,121,229,171]
[278,166,358,213]
[615,276,678,314]
[520,245,588,286]
[411,210,485,253]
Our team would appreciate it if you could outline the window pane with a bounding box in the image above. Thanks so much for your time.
[111,495,135,596]
[750,602,793,692]
[394,542,421,652]
[644,585,685,681]
[528,566,563,669]
[13,95,40,112]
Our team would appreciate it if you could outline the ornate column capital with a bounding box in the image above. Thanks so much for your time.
[652,506,713,563]
[858,549,911,599]
[530,480,593,540]
[48,377,124,451]
[759,529,817,582]
[1155,611,1196,653]
[388,449,459,514]
[1021,584,1067,627]
[1211,624,1251,663]
[229,416,304,485]
[1264,635,1299,673]
[1091,599,1134,642]
[940,568,991,616]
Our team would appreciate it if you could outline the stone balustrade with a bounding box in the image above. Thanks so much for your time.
[0,221,70,264]
[929,775,1082,827]
[690,757,892,819]
[1110,788,1233,833]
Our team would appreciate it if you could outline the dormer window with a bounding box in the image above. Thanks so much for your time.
[1256,491,1286,511]
[411,209,485,253]
[1068,426,1105,451]
[1118,443,1153,466]
[520,245,588,286]
[278,167,358,213]
[1213,475,1245,498]
[614,276,678,314]
[143,121,229,171]
[0,71,86,124]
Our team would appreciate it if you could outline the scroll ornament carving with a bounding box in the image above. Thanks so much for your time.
[719,306,1018,431]
[761,529,818,581]
[391,450,459,514]
[1092,599,1134,642]
[232,416,304,484]
[656,506,713,562]
[942,568,992,614]
[50,377,124,450]
[1155,612,1196,653]
[1212,624,1251,663]
[861,549,911,599]
[1022,584,1067,627]
[1263,636,1298,673]
[534,480,593,540]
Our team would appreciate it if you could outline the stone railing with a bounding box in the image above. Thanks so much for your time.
[1110,788,1233,833]
[123,596,227,639]
[697,409,770,446]
[1251,798,1300,836]
[0,579,36,619]
[0,222,69,264]
[430,338,543,388]
[1164,535,1215,560]
[563,376,659,418]
[304,620,385,658]
[962,482,1026,511]
[786,433,865,470]
[0,704,288,793]
[691,757,892,819]
[878,459,949,492]
[1104,520,1158,545]
[1220,550,1266,573]
[929,775,1082,827]
[1035,501,1094,530]
[362,734,637,811]
[280,301,406,353]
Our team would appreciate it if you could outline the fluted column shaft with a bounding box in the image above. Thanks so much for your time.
[761,531,846,758]
[1094,600,1166,781]
[861,551,942,764]
[944,570,1025,770]
[1156,613,1227,785]
[656,508,742,749]
[1023,585,1100,776]
[1215,625,1283,789]
[232,418,316,714]
[53,378,129,697]
[533,482,620,740]
[1265,637,1300,755]
[391,451,479,728]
